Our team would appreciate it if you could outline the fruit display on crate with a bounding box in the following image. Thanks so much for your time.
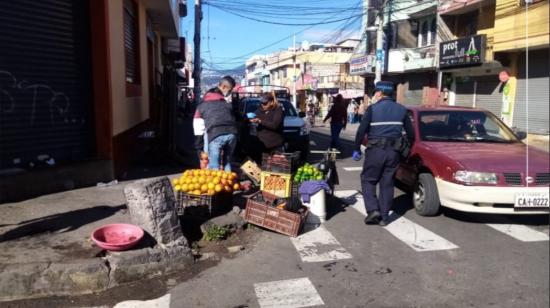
[260,171,292,198]
[172,169,240,196]
[293,163,324,184]
[261,152,299,174]
[172,169,238,215]
[244,191,308,237]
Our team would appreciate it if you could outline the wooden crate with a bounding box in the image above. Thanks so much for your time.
[240,160,261,184]
[260,171,292,198]
[244,191,308,237]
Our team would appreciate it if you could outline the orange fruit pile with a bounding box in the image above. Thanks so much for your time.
[172,169,240,196]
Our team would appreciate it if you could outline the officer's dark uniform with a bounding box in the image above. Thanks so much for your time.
[354,81,414,224]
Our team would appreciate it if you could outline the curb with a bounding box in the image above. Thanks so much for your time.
[0,244,193,302]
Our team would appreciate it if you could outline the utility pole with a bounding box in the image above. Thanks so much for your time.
[374,0,387,84]
[362,0,370,54]
[292,34,297,108]
[193,0,202,102]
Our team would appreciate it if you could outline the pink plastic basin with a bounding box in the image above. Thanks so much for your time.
[91,223,144,251]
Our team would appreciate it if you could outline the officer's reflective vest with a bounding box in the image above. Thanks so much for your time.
[368,98,407,140]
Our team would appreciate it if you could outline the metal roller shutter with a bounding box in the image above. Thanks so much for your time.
[454,79,475,107]
[403,74,427,105]
[474,76,502,116]
[0,0,94,169]
[513,49,550,134]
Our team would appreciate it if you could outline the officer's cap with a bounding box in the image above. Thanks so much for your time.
[375,81,394,95]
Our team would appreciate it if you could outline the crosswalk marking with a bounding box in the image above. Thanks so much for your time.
[383,215,460,251]
[113,294,170,308]
[290,225,353,263]
[335,190,459,252]
[343,167,363,171]
[254,277,324,308]
[486,224,549,242]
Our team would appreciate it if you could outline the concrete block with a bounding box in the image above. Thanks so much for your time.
[0,259,109,301]
[0,262,49,301]
[106,244,192,286]
[123,177,183,245]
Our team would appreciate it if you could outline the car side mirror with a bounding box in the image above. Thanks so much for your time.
[298,111,306,118]
[512,127,527,140]
[515,131,527,140]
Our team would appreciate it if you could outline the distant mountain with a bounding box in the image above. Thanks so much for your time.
[201,65,245,91]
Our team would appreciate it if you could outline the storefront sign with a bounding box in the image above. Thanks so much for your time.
[312,64,340,80]
[439,35,486,69]
[350,54,374,75]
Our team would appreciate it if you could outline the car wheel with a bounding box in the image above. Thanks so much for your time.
[413,173,440,216]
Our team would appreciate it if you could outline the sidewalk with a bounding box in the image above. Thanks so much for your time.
[0,174,250,302]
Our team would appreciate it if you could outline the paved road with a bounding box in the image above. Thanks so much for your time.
[112,131,549,308]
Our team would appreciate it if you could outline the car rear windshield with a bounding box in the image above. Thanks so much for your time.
[244,99,298,117]
[418,110,519,143]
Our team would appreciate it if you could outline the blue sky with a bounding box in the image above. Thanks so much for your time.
[180,0,363,71]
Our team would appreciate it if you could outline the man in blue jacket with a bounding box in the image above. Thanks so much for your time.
[352,81,414,226]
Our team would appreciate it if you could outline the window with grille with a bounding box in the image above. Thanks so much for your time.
[417,16,437,47]
[429,17,436,45]
[124,0,140,85]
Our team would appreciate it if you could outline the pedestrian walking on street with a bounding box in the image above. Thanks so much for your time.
[194,76,238,171]
[323,94,347,151]
[352,81,414,226]
[249,92,285,162]
[357,98,366,122]
[306,101,316,127]
[347,99,357,124]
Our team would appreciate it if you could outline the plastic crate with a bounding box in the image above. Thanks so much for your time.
[261,152,300,174]
[244,191,308,237]
[175,191,232,216]
[260,171,292,198]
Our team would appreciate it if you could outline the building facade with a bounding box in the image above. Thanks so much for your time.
[493,0,549,134]
[386,1,439,105]
[0,0,186,201]
[351,0,439,105]
[438,0,504,116]
[438,0,548,135]
[245,39,362,113]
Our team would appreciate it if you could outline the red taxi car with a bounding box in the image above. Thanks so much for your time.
[396,106,549,216]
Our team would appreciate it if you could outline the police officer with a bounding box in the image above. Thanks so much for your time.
[352,81,413,226]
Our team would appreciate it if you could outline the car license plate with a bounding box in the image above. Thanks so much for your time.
[514,192,550,209]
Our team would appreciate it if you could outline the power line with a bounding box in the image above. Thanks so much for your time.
[201,2,362,62]
[206,3,364,26]
[201,0,432,67]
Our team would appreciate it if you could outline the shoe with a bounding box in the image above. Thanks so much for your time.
[364,211,381,225]
[378,219,389,226]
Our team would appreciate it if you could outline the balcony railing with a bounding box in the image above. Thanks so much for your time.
[388,46,437,73]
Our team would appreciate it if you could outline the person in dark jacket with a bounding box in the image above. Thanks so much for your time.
[194,76,237,171]
[249,93,284,162]
[352,81,414,226]
[323,94,347,150]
